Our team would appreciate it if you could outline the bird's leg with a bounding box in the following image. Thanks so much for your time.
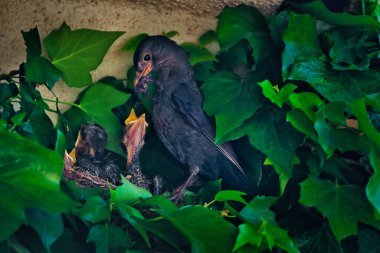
[171,166,200,203]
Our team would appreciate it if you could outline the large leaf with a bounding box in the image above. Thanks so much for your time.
[282,13,323,78]
[217,5,273,63]
[110,176,152,206]
[300,223,342,253]
[234,222,300,253]
[289,58,380,103]
[366,150,380,215]
[289,0,380,29]
[222,107,304,175]
[44,22,124,87]
[201,71,264,142]
[26,208,64,253]
[0,131,76,241]
[300,177,380,241]
[181,43,216,65]
[239,196,278,225]
[161,206,236,253]
[73,196,111,223]
[87,224,130,253]
[63,83,130,155]
[22,27,61,89]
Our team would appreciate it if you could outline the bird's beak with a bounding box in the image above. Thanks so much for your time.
[134,62,152,90]
[123,109,148,165]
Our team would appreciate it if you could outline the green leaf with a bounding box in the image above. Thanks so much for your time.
[55,129,66,157]
[121,33,148,52]
[26,208,64,253]
[302,223,343,253]
[217,5,273,63]
[44,22,124,87]
[73,196,110,223]
[161,206,235,253]
[358,228,380,253]
[289,92,323,121]
[300,223,342,253]
[287,109,318,141]
[0,82,18,101]
[87,224,130,253]
[350,98,380,148]
[239,196,277,225]
[366,150,380,215]
[10,112,26,127]
[118,205,151,247]
[221,107,303,174]
[234,222,300,253]
[64,83,130,155]
[259,80,297,108]
[199,30,217,47]
[162,30,179,38]
[290,0,380,29]
[300,177,380,241]
[22,27,61,89]
[110,176,152,206]
[328,30,370,71]
[314,102,369,157]
[0,131,76,241]
[289,57,380,103]
[215,190,248,205]
[201,71,264,142]
[180,43,216,65]
[282,13,323,78]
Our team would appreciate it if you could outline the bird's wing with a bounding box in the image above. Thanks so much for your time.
[171,81,247,175]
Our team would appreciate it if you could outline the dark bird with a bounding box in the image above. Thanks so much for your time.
[71,124,120,186]
[133,35,255,199]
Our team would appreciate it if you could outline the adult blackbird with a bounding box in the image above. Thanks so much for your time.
[133,35,255,198]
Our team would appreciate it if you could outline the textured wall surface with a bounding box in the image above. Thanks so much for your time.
[0,0,282,114]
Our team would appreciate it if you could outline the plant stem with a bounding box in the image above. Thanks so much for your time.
[42,98,81,109]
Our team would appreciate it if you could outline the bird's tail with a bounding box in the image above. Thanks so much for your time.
[221,164,257,196]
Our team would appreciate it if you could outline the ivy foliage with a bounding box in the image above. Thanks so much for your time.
[1,0,380,252]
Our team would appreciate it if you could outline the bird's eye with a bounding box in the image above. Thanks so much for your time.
[143,54,151,62]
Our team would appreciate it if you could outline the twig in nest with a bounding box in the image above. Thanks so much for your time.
[64,151,116,190]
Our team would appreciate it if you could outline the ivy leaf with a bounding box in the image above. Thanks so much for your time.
[26,208,64,253]
[118,205,151,247]
[73,196,111,223]
[300,223,342,253]
[121,33,148,52]
[328,30,370,71]
[161,206,236,253]
[44,22,124,87]
[201,71,264,142]
[239,196,277,225]
[180,43,216,66]
[63,83,130,155]
[289,0,380,29]
[199,30,217,47]
[87,224,130,253]
[358,228,380,253]
[221,107,303,175]
[234,222,300,253]
[110,176,152,206]
[217,5,273,63]
[282,13,323,78]
[215,190,248,205]
[289,57,380,103]
[21,27,61,89]
[366,150,380,215]
[0,131,76,241]
[300,177,380,241]
[259,80,297,108]
[162,30,179,38]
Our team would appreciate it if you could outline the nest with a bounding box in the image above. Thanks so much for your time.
[63,152,117,190]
